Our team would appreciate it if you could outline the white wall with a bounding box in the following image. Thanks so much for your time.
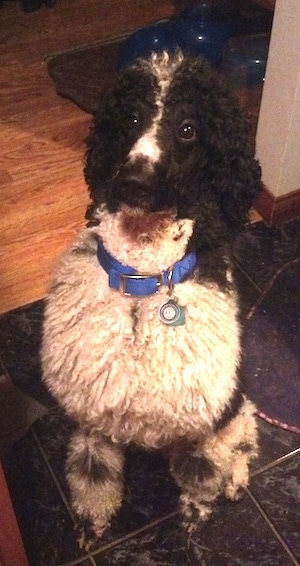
[256,0,300,197]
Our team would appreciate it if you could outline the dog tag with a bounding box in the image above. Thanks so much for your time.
[159,299,185,326]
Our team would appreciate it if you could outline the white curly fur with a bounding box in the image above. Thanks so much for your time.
[43,207,241,444]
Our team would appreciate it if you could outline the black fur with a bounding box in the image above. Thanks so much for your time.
[84,53,262,289]
[171,453,215,485]
[213,389,244,433]
[66,445,119,484]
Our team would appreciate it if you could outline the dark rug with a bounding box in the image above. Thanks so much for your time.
[243,259,300,434]
[47,36,125,114]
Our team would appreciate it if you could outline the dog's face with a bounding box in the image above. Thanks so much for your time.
[85,52,262,233]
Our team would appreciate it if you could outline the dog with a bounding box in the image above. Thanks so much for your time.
[42,51,262,547]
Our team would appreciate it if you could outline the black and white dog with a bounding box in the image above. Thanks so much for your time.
[42,51,262,547]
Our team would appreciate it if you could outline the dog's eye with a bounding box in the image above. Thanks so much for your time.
[178,121,198,143]
[122,112,141,135]
[129,113,140,127]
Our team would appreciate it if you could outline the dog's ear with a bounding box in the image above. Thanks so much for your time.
[216,117,262,230]
[83,89,117,222]
[202,78,263,231]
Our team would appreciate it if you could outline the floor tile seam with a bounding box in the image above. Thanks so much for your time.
[31,426,75,520]
[246,487,300,566]
[250,447,300,478]
[31,427,180,564]
[59,554,95,566]
[232,257,263,293]
[88,510,180,560]
[31,425,179,563]
[31,430,101,566]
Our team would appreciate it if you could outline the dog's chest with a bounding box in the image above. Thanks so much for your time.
[43,222,241,447]
[67,277,240,437]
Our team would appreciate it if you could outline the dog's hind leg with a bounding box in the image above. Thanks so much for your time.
[169,398,258,531]
[65,428,124,549]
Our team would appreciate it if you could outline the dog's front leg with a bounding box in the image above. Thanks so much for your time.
[169,442,224,532]
[65,428,124,549]
[169,399,258,532]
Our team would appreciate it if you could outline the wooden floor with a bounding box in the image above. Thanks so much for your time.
[0,0,271,314]
[0,0,174,314]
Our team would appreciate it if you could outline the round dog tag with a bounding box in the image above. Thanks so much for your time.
[159,299,181,325]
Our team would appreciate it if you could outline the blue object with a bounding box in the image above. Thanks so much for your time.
[221,33,270,88]
[117,20,178,71]
[118,2,235,70]
[97,240,197,296]
[172,6,234,64]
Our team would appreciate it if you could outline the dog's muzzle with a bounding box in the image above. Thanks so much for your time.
[113,156,162,210]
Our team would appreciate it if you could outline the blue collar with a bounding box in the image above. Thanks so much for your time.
[97,241,197,296]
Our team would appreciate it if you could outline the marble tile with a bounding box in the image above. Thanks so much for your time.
[188,490,298,566]
[2,431,89,566]
[27,409,300,563]
[0,300,53,407]
[31,407,76,492]
[242,259,300,433]
[4,417,299,566]
[31,408,180,552]
[1,208,299,565]
[253,419,300,473]
[232,260,261,319]
[70,561,94,566]
[91,494,294,566]
[250,454,300,561]
[234,217,300,290]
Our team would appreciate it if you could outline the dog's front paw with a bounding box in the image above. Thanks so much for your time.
[76,517,110,551]
[180,493,213,533]
[170,451,222,532]
[224,447,254,502]
[224,482,247,502]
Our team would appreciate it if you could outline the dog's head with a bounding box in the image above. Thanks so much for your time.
[84,51,262,236]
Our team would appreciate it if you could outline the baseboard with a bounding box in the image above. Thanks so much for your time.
[253,186,300,226]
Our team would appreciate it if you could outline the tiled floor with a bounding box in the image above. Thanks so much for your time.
[1,217,300,566]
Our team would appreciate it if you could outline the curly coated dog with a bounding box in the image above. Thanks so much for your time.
[42,51,262,547]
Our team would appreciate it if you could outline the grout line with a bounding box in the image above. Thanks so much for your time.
[89,511,180,559]
[59,555,95,566]
[32,429,100,566]
[232,256,263,294]
[251,447,300,478]
[246,488,300,566]
[32,427,74,518]
[31,430,179,565]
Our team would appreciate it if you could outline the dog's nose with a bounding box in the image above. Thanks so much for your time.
[119,171,150,193]
[116,158,153,194]
[113,155,162,210]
